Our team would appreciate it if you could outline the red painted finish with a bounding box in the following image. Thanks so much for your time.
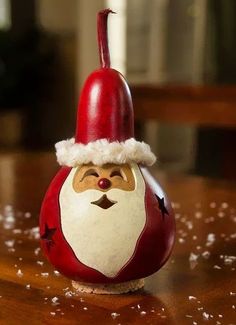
[74,10,135,144]
[40,166,175,284]
[98,178,111,189]
[40,9,175,285]
[75,68,134,144]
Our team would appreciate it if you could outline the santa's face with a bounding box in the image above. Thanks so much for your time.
[59,162,146,278]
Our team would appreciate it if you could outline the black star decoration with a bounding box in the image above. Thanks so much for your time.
[155,195,169,219]
[41,223,57,250]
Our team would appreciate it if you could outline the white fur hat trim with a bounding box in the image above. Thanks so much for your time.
[55,138,156,167]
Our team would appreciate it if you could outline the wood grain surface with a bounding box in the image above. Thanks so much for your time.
[0,152,235,324]
[131,84,236,128]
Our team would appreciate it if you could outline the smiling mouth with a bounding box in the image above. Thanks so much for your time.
[91,194,117,209]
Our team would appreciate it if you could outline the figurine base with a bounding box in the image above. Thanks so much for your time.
[72,278,145,295]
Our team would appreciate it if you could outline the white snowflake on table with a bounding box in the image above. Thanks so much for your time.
[16,269,23,277]
[51,297,60,306]
[4,240,15,248]
[41,272,49,278]
[111,312,120,319]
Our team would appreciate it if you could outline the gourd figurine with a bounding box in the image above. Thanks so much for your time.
[40,9,175,294]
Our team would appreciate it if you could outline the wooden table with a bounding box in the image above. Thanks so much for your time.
[0,152,235,325]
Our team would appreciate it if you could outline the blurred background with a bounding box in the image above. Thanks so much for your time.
[0,0,236,179]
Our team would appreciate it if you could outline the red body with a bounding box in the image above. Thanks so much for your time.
[40,166,175,284]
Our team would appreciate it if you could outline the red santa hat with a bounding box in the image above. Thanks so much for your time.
[55,9,156,167]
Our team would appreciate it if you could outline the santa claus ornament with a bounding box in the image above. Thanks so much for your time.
[40,9,175,294]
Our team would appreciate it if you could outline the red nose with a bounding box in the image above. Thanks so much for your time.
[98,178,111,189]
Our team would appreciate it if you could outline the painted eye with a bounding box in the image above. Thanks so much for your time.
[80,169,99,181]
[110,169,127,181]
[110,170,122,178]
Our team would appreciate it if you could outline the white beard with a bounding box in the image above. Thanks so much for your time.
[59,163,146,278]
